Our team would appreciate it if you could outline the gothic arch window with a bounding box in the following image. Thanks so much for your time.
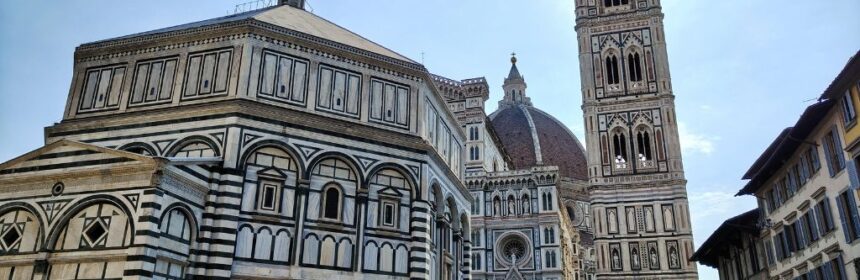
[322,184,342,220]
[628,52,643,82]
[612,129,629,165]
[636,126,653,161]
[605,54,620,85]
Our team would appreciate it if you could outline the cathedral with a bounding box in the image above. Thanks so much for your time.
[0,0,695,279]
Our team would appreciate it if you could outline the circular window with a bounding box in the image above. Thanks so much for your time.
[496,233,531,265]
[51,182,64,196]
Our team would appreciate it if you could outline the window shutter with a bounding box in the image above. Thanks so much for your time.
[847,191,860,240]
[833,129,846,171]
[823,262,834,280]
[824,198,836,232]
[835,255,847,280]
[823,137,836,177]
[809,211,820,241]
[849,161,860,189]
[774,234,784,260]
[794,222,805,249]
[837,194,852,242]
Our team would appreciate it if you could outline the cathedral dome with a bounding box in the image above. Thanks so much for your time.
[489,56,588,180]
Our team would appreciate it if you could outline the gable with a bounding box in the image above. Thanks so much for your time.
[0,140,155,176]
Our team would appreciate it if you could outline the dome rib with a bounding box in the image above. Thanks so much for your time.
[489,105,588,180]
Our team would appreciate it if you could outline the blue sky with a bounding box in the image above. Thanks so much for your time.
[1,1,858,279]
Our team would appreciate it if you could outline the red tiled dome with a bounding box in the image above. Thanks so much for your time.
[489,105,588,180]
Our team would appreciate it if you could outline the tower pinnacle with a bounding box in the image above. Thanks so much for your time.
[500,53,530,107]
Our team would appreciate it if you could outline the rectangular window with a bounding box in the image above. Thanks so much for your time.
[836,190,860,242]
[130,57,178,106]
[800,155,811,184]
[183,48,232,99]
[773,234,784,261]
[816,197,836,235]
[316,65,361,118]
[805,210,820,242]
[381,200,398,228]
[823,128,846,176]
[426,105,438,145]
[842,90,856,125]
[808,147,821,174]
[257,49,309,105]
[370,78,410,128]
[258,182,280,212]
[78,64,126,113]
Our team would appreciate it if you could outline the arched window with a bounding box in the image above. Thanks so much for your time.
[628,52,643,82]
[612,131,628,161]
[470,146,480,161]
[605,55,620,85]
[322,185,341,220]
[156,207,195,279]
[636,128,653,161]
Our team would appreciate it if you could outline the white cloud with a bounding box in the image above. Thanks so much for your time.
[678,122,716,155]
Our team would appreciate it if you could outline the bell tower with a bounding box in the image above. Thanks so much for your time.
[575,0,698,279]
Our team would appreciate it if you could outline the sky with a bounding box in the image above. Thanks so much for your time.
[1,1,859,279]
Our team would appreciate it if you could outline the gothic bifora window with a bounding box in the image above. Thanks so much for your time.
[612,130,629,168]
[605,55,621,85]
[636,127,653,161]
[628,52,643,82]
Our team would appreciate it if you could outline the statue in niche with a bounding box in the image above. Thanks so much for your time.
[669,247,679,268]
[508,199,515,215]
[611,249,620,269]
[649,248,659,268]
[632,249,640,268]
[494,199,501,216]
[522,199,530,214]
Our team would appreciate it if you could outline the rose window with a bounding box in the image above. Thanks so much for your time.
[497,234,530,265]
